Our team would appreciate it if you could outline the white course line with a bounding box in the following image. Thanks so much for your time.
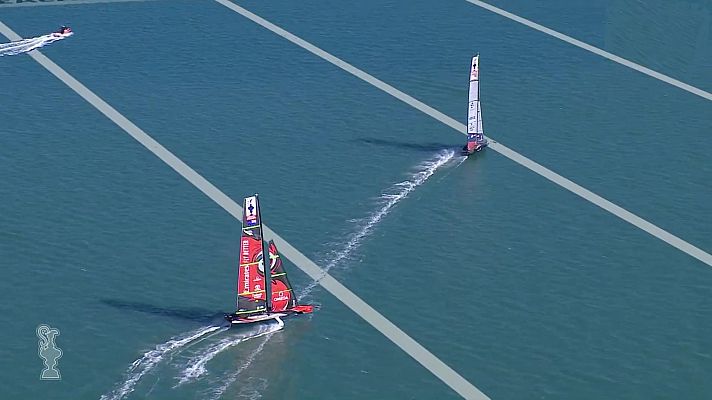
[464,0,712,102]
[0,21,491,400]
[213,0,712,269]
[0,0,161,8]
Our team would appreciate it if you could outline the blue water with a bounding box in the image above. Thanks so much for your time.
[1,0,710,399]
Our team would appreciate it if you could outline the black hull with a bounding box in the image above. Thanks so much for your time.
[461,143,488,156]
[225,306,313,325]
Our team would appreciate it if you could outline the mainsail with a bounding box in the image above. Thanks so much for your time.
[467,54,484,137]
[235,195,268,316]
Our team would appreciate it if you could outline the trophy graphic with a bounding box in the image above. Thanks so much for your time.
[37,324,62,380]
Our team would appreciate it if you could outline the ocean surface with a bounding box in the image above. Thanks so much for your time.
[1,0,711,399]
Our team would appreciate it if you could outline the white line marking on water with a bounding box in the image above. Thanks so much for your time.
[0,0,163,8]
[463,0,712,101]
[0,20,490,400]
[210,0,712,269]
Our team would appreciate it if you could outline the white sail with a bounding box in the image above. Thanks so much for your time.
[467,55,483,135]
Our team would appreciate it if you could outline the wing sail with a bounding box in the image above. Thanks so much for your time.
[235,195,268,316]
[467,55,483,136]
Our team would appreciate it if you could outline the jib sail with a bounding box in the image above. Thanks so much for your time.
[266,240,299,312]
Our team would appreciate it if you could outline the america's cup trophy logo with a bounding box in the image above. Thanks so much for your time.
[37,324,62,380]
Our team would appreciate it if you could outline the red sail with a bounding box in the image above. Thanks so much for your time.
[266,240,298,312]
[235,195,267,316]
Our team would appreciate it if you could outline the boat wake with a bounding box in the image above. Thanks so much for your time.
[100,324,225,400]
[101,321,284,399]
[453,154,468,168]
[203,333,275,400]
[175,321,283,387]
[101,150,458,399]
[201,150,458,398]
[0,32,72,57]
[300,148,457,298]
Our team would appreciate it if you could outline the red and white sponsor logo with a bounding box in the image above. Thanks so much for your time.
[241,238,250,263]
[253,284,263,299]
[243,264,250,293]
[270,281,291,311]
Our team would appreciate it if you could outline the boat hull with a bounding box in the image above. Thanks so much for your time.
[225,312,288,325]
[225,305,314,325]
